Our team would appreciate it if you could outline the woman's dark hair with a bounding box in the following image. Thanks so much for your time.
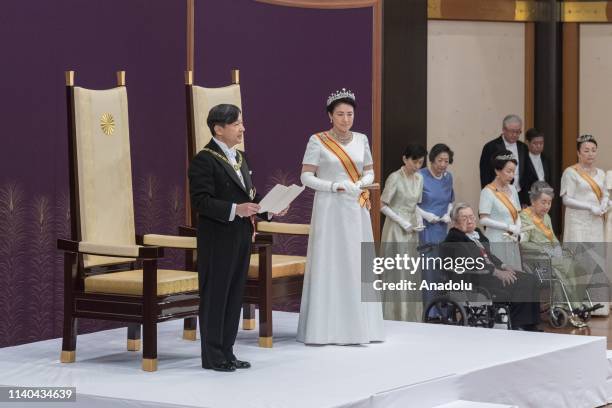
[491,149,518,171]
[428,143,454,164]
[577,134,598,151]
[525,128,543,142]
[403,144,427,161]
[207,104,241,136]
[327,97,356,114]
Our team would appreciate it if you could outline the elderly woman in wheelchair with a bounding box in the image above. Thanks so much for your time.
[520,181,602,328]
[422,203,541,331]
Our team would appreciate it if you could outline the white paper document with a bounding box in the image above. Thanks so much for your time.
[257,184,305,214]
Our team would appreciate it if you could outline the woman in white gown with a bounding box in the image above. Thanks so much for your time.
[297,89,384,345]
[478,150,522,270]
[560,135,609,314]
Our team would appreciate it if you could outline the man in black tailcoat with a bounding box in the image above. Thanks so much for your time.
[189,104,285,372]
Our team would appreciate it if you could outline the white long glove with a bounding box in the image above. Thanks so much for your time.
[563,195,603,216]
[334,180,362,196]
[440,203,453,224]
[355,169,374,188]
[480,216,520,235]
[301,172,333,192]
[416,206,440,223]
[381,206,412,231]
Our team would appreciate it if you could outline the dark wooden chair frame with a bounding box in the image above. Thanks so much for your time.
[58,71,199,372]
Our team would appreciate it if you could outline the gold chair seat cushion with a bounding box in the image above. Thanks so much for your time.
[84,269,198,296]
[248,254,306,279]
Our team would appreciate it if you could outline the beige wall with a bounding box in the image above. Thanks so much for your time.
[579,24,612,174]
[428,21,525,210]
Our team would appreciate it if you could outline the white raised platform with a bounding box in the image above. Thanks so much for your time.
[0,311,608,408]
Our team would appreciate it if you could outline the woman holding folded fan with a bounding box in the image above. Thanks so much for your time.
[478,151,522,271]
[379,144,427,322]
[297,89,384,345]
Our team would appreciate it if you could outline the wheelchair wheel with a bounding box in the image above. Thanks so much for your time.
[550,306,568,328]
[423,296,468,326]
[467,305,496,328]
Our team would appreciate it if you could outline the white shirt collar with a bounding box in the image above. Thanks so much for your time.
[212,137,236,159]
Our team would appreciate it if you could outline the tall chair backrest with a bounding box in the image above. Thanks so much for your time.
[185,69,243,225]
[66,71,136,268]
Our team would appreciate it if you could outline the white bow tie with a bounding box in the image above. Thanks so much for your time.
[466,231,480,240]
[225,149,237,160]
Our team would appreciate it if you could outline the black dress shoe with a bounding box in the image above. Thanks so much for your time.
[202,361,236,372]
[230,359,251,369]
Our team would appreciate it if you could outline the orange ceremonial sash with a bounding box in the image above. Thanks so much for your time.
[524,207,555,242]
[572,165,603,202]
[316,132,371,209]
[486,184,518,223]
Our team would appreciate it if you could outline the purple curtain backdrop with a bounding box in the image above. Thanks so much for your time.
[0,0,372,347]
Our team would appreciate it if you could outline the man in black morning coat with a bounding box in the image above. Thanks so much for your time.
[189,104,286,372]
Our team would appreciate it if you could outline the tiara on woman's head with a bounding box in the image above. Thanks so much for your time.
[577,134,595,143]
[326,88,355,107]
[495,153,516,161]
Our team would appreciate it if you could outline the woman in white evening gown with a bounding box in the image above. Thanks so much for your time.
[297,89,384,345]
[560,135,609,314]
[478,150,523,271]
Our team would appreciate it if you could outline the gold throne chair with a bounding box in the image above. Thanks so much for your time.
[183,69,308,347]
[58,71,200,371]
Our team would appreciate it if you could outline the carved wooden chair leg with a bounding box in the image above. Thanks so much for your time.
[142,260,158,372]
[183,317,197,340]
[127,324,141,351]
[61,252,77,363]
[242,303,256,330]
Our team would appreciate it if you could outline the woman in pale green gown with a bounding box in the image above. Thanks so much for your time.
[379,144,427,322]
[520,181,599,328]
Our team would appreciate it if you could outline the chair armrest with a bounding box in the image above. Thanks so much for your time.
[57,239,163,259]
[178,225,197,237]
[257,221,309,235]
[142,234,196,249]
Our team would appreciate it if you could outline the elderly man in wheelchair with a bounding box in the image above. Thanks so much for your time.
[422,202,541,331]
[519,181,603,329]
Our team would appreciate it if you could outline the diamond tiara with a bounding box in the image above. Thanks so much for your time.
[326,88,355,107]
[495,153,516,161]
[577,134,595,143]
